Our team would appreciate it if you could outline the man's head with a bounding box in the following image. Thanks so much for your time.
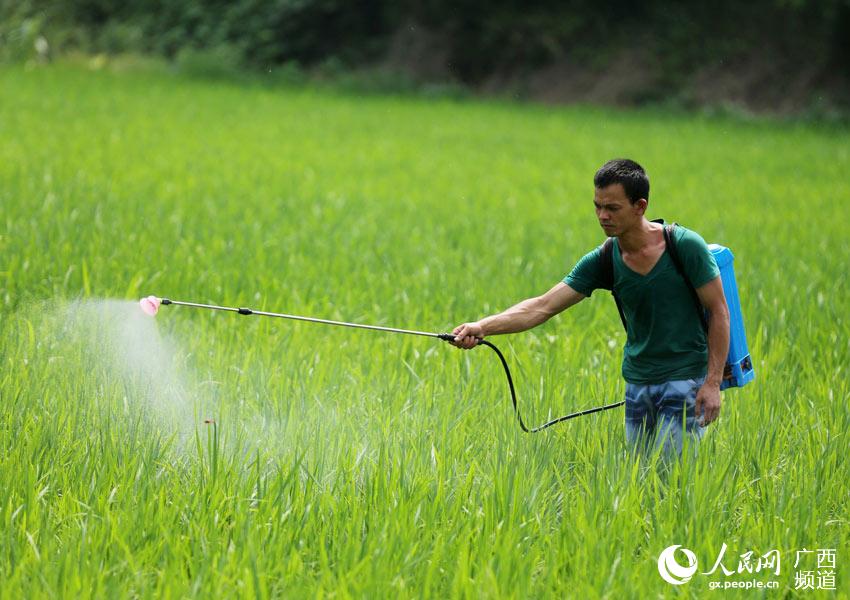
[593,159,650,237]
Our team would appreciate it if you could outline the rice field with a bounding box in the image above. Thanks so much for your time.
[1,60,849,598]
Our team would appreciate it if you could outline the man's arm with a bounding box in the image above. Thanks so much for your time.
[451,282,585,349]
[695,276,730,425]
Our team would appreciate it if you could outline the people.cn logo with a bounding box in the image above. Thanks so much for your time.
[657,545,699,585]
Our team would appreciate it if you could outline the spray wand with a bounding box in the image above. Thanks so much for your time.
[140,295,623,432]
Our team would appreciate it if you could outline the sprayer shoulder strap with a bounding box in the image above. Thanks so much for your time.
[662,223,709,333]
[601,221,707,334]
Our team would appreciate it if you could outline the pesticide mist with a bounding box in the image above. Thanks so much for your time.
[9,299,204,450]
[5,298,362,462]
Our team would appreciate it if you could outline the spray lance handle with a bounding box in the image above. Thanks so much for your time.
[437,333,484,345]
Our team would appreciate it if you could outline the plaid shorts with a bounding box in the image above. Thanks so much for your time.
[624,377,706,456]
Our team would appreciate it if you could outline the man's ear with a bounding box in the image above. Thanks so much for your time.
[634,198,648,216]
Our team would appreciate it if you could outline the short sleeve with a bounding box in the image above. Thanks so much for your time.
[674,227,720,288]
[563,247,606,297]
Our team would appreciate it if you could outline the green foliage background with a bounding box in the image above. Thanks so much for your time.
[2,0,849,103]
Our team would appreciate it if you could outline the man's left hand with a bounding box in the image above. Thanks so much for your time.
[695,382,722,426]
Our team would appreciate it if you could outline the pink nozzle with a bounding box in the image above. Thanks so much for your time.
[139,295,161,316]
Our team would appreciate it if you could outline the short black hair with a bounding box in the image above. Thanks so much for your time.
[594,159,649,205]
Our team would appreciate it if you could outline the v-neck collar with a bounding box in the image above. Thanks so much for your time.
[612,220,668,278]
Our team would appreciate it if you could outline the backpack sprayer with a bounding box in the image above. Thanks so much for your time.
[709,244,755,389]
[139,296,625,433]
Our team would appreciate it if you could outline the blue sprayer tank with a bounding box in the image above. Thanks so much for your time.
[708,244,755,390]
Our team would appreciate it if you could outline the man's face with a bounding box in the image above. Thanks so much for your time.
[593,184,645,236]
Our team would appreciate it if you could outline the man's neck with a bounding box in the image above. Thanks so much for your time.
[617,218,660,253]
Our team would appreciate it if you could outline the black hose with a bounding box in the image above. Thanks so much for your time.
[439,335,624,433]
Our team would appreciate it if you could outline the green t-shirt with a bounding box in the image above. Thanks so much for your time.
[564,223,720,385]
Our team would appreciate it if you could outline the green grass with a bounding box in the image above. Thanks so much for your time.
[1,61,849,598]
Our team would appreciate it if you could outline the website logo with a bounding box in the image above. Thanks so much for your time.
[658,545,699,585]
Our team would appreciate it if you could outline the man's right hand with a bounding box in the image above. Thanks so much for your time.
[451,322,484,349]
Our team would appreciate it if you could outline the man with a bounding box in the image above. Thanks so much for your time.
[451,159,730,456]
